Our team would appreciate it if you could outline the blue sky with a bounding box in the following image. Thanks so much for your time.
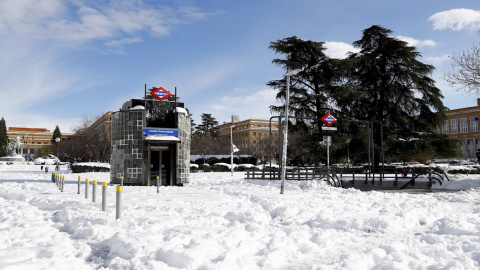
[1,0,480,133]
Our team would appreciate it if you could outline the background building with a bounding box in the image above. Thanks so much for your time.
[7,127,74,161]
[217,115,279,154]
[438,98,480,159]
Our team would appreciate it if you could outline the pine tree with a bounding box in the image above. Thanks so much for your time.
[51,125,62,158]
[267,36,346,127]
[346,25,454,163]
[268,36,350,165]
[195,113,219,136]
[51,125,62,143]
[185,108,196,132]
[0,118,8,157]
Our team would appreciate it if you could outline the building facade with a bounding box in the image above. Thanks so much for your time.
[79,111,114,162]
[439,98,480,159]
[217,115,279,154]
[110,98,191,186]
[7,127,74,161]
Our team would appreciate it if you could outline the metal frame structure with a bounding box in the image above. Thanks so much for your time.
[268,115,385,181]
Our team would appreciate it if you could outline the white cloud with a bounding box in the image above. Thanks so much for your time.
[0,0,64,36]
[323,42,359,59]
[177,6,211,20]
[105,37,143,48]
[395,36,436,47]
[197,88,280,125]
[425,54,450,65]
[4,113,81,134]
[0,0,208,50]
[0,0,210,130]
[428,8,480,31]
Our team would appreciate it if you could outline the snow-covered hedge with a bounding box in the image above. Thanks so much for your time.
[33,155,58,165]
[71,162,110,173]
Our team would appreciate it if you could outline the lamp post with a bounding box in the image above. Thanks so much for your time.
[280,68,303,194]
[55,137,60,171]
[230,125,235,176]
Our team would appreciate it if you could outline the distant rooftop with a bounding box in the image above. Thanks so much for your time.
[8,127,50,132]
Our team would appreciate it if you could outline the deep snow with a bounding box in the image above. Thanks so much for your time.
[1,164,480,269]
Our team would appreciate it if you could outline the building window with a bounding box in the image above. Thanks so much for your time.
[451,119,458,134]
[435,125,440,133]
[443,120,449,134]
[471,117,478,132]
[460,118,468,133]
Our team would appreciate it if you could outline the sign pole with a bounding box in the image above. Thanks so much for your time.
[230,125,235,176]
[280,68,302,194]
[327,140,330,172]
[280,75,290,195]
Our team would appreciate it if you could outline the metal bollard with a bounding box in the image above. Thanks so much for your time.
[116,185,122,220]
[92,180,97,203]
[120,176,124,186]
[157,176,159,193]
[61,176,65,192]
[77,176,81,194]
[85,179,89,199]
[102,182,107,211]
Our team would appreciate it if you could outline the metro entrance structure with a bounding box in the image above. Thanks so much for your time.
[110,92,191,186]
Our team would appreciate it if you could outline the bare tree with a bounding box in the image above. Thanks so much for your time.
[444,42,480,94]
[251,136,277,165]
[59,137,89,163]
[191,133,217,164]
[69,112,111,163]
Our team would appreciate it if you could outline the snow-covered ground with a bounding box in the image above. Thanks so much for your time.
[1,164,480,269]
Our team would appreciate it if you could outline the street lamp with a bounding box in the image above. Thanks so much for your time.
[230,125,235,176]
[55,137,60,171]
[280,68,303,194]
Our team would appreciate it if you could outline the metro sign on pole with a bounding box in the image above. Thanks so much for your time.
[321,113,337,126]
[150,87,172,101]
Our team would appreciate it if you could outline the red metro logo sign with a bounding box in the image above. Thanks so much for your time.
[321,113,337,126]
[150,87,172,101]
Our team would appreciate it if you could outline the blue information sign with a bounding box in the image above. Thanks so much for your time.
[143,128,179,137]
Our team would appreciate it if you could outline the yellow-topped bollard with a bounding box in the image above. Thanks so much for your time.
[116,185,122,220]
[77,176,81,194]
[85,179,89,199]
[102,182,108,211]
